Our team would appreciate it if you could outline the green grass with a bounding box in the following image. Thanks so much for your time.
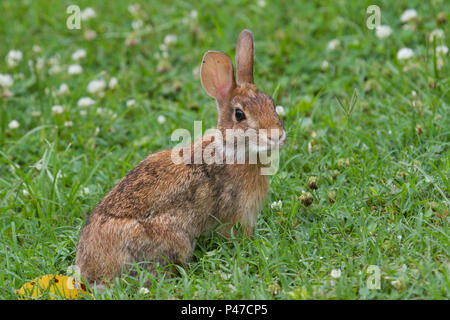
[0,0,449,299]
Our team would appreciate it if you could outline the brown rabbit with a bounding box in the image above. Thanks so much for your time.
[75,29,286,284]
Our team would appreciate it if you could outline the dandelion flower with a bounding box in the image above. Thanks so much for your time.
[68,64,83,75]
[72,49,87,60]
[400,9,418,23]
[375,25,392,39]
[397,47,414,60]
[78,97,96,107]
[8,120,19,129]
[6,50,23,67]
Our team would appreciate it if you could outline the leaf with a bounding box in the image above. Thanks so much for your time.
[16,274,88,300]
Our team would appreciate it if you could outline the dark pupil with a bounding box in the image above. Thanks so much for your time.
[235,109,246,121]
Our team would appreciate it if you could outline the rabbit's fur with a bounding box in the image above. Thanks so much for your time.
[75,30,285,284]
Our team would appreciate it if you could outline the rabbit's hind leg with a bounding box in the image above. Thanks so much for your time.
[121,219,195,279]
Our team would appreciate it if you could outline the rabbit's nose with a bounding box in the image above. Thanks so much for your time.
[267,129,286,144]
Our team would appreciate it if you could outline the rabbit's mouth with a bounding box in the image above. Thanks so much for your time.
[247,129,286,154]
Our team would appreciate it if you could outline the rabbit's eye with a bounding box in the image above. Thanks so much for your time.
[235,109,246,122]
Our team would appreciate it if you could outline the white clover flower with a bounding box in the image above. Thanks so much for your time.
[400,9,418,23]
[57,83,70,96]
[397,47,414,60]
[32,45,42,53]
[157,115,166,124]
[436,45,448,56]
[8,120,19,129]
[429,29,444,42]
[64,121,73,127]
[31,110,41,117]
[128,3,141,15]
[321,60,330,71]
[327,39,340,51]
[131,20,143,30]
[192,66,200,77]
[48,54,60,66]
[68,64,83,75]
[49,64,63,75]
[72,49,87,60]
[35,161,43,171]
[190,10,198,19]
[275,105,286,116]
[139,287,150,295]
[82,187,90,196]
[108,77,118,89]
[87,79,106,94]
[52,105,64,114]
[375,25,392,39]
[270,200,282,210]
[0,74,14,87]
[6,50,23,67]
[28,58,45,72]
[164,34,177,45]
[330,269,341,279]
[84,29,97,41]
[80,110,87,116]
[37,58,45,71]
[126,99,136,107]
[78,97,96,107]
[81,7,96,21]
[258,0,267,7]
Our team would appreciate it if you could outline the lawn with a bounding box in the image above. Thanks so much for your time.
[0,0,448,299]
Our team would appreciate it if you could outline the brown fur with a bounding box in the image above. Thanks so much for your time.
[75,30,284,284]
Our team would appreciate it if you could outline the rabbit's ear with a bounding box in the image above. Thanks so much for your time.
[201,51,236,104]
[235,29,254,85]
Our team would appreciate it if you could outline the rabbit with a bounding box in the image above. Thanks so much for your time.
[75,29,286,284]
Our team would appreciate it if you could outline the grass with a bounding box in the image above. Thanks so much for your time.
[0,0,449,299]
